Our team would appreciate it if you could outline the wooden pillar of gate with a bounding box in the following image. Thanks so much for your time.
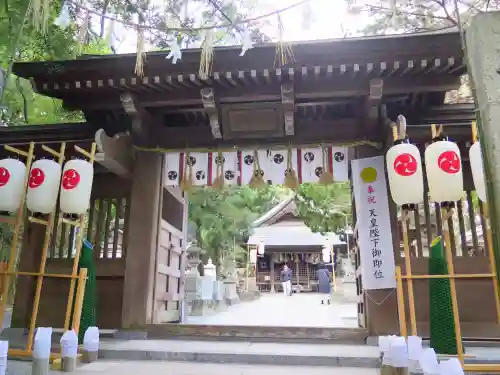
[121,151,164,328]
[354,144,400,335]
[11,223,46,328]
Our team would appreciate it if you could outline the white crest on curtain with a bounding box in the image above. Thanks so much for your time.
[165,153,181,186]
[331,146,349,182]
[268,149,297,185]
[211,151,239,186]
[188,152,209,186]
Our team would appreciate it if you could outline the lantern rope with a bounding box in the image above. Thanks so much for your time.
[133,140,383,154]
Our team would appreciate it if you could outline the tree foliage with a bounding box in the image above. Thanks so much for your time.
[295,183,352,234]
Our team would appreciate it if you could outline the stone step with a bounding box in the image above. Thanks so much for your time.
[98,339,380,367]
[97,339,500,369]
[65,361,380,375]
[120,324,369,344]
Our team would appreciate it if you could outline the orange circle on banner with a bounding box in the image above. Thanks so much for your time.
[360,167,377,183]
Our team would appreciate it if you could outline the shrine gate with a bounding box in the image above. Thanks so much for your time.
[0,29,495,339]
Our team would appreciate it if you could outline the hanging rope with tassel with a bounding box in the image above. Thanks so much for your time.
[199,28,214,80]
[284,147,299,191]
[274,14,295,67]
[135,25,146,77]
[212,151,225,190]
[249,150,266,189]
[180,152,193,192]
[319,147,334,185]
[77,10,90,55]
[31,0,50,33]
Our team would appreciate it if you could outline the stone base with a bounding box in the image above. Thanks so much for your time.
[32,358,50,375]
[214,300,227,312]
[61,357,77,372]
[238,291,261,302]
[190,300,215,316]
[82,350,98,363]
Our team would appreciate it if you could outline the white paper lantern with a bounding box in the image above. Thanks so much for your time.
[257,240,265,255]
[386,141,424,205]
[424,139,463,203]
[26,159,62,214]
[469,141,487,202]
[0,158,27,213]
[60,159,94,215]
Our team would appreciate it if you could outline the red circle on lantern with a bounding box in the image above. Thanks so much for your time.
[28,168,45,189]
[62,169,80,190]
[0,167,10,187]
[393,153,418,177]
[438,150,461,174]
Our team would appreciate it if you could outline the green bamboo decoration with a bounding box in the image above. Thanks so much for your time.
[428,236,458,355]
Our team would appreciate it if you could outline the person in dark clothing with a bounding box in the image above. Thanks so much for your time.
[280,264,293,296]
[316,263,331,305]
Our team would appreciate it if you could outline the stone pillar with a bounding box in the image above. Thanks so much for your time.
[467,13,500,284]
[121,152,163,328]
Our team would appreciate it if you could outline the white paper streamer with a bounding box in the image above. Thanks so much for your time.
[54,1,71,29]
[239,29,253,57]
[166,40,182,64]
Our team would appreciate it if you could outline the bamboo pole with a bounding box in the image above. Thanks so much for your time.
[395,266,407,337]
[0,142,34,326]
[71,268,88,334]
[401,210,417,336]
[392,123,418,336]
[63,143,96,330]
[27,143,66,352]
[441,207,465,365]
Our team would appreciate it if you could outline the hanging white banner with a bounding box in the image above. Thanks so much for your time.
[351,156,396,290]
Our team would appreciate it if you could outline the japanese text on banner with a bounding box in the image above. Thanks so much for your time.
[351,156,396,290]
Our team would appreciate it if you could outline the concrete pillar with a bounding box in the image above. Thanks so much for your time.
[269,255,275,293]
[467,12,500,283]
[121,152,163,328]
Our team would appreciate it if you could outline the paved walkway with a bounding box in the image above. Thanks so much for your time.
[69,362,378,375]
[185,292,358,327]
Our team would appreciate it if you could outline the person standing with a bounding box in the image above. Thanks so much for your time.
[280,264,292,296]
[316,263,331,305]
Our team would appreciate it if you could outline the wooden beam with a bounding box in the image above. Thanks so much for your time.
[63,75,461,111]
[281,83,295,136]
[94,129,134,178]
[200,87,221,139]
[151,117,379,150]
[119,92,156,144]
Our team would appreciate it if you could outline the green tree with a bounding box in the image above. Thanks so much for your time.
[295,183,352,234]
[188,185,286,276]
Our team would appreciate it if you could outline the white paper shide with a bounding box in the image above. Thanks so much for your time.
[351,156,396,289]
